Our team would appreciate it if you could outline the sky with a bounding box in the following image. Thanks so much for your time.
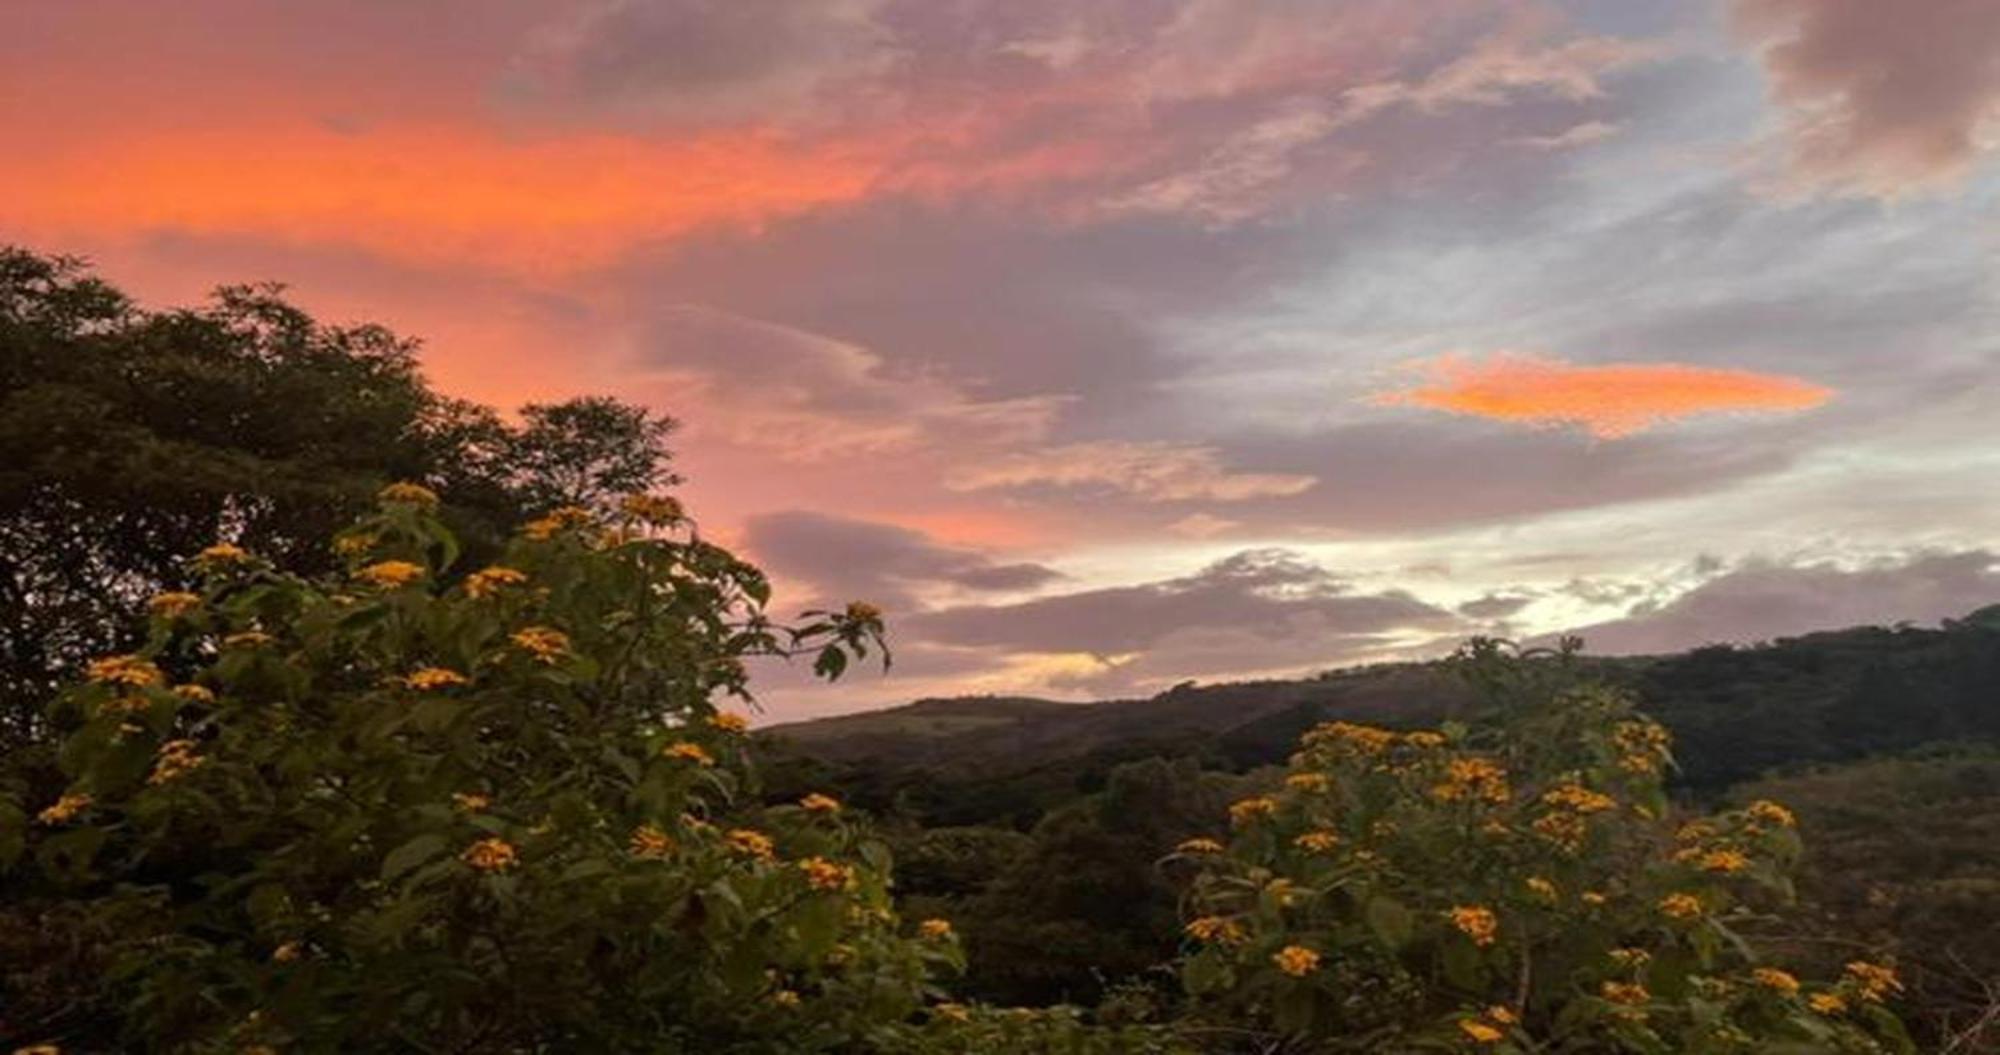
[5,0,1999,722]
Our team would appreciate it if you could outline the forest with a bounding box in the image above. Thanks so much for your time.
[3,249,1993,1053]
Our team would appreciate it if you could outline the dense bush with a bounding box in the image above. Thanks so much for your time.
[2,486,957,1052]
[1171,643,1914,1053]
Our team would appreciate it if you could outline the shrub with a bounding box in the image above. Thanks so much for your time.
[3,486,951,1052]
[1171,642,1914,1053]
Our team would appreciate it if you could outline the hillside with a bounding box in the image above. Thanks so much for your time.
[763,614,2000,825]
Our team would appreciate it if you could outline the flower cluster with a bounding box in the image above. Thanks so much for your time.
[148,739,204,785]
[87,654,162,688]
[377,481,440,509]
[463,565,528,599]
[405,667,468,691]
[36,792,92,826]
[356,560,425,588]
[461,837,518,872]
[509,626,570,663]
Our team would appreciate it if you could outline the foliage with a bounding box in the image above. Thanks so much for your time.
[959,758,1248,1008]
[1,487,945,1052]
[1738,751,2000,1051]
[1170,641,1913,1053]
[0,247,677,742]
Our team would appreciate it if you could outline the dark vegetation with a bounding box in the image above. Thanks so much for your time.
[762,615,2000,1047]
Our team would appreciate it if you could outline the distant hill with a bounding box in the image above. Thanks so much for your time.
[761,614,2000,826]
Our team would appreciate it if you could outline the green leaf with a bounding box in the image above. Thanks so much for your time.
[381,832,448,881]
[1366,896,1414,951]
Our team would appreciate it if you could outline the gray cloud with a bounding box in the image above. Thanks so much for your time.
[1734,0,2000,197]
[1564,550,2000,654]
[1459,593,1536,620]
[742,510,1062,611]
[913,548,1458,656]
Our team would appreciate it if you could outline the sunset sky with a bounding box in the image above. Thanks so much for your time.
[7,0,1999,721]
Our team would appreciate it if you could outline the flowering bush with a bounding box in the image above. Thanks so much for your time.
[1172,643,1914,1053]
[3,486,948,1052]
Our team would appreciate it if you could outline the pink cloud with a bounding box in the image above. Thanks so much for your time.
[1735,0,2000,197]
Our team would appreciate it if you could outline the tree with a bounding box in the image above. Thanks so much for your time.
[0,247,675,743]
[1171,642,1913,1053]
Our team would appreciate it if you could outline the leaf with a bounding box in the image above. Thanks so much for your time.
[1441,939,1486,991]
[1366,896,1414,951]
[380,832,448,881]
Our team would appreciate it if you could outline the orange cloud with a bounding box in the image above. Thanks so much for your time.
[1374,353,1833,437]
[0,125,890,273]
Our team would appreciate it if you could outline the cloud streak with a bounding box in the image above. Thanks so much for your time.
[1372,354,1834,438]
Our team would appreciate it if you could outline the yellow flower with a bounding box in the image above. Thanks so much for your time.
[662,741,715,767]
[1752,967,1800,994]
[629,824,675,859]
[1176,837,1226,854]
[1302,721,1396,754]
[1541,782,1616,814]
[334,532,376,557]
[771,989,802,1008]
[194,542,251,569]
[1746,800,1797,828]
[620,493,684,523]
[1459,1019,1504,1043]
[1486,1005,1518,1025]
[171,683,216,704]
[931,1002,971,1023]
[1294,830,1340,854]
[1447,905,1499,947]
[1185,916,1246,945]
[1285,772,1332,793]
[1658,893,1703,920]
[919,918,954,939]
[461,837,518,872]
[148,592,202,619]
[272,941,302,963]
[707,710,750,734]
[509,626,571,663]
[1677,820,1717,843]
[1228,795,1279,826]
[1609,947,1652,968]
[1580,890,1607,906]
[35,792,91,826]
[1809,992,1847,1015]
[87,654,162,688]
[14,1045,62,1055]
[148,739,204,785]
[1272,944,1321,977]
[1601,981,1650,1006]
[522,506,595,540]
[1531,810,1587,853]
[844,601,883,623]
[799,792,842,814]
[1524,876,1558,901]
[452,792,490,813]
[357,560,425,589]
[1403,730,1447,749]
[725,828,775,861]
[406,667,469,691]
[1844,961,1902,1001]
[378,481,439,508]
[1697,848,1749,874]
[223,631,274,649]
[464,565,528,599]
[1432,757,1512,804]
[799,856,855,891]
